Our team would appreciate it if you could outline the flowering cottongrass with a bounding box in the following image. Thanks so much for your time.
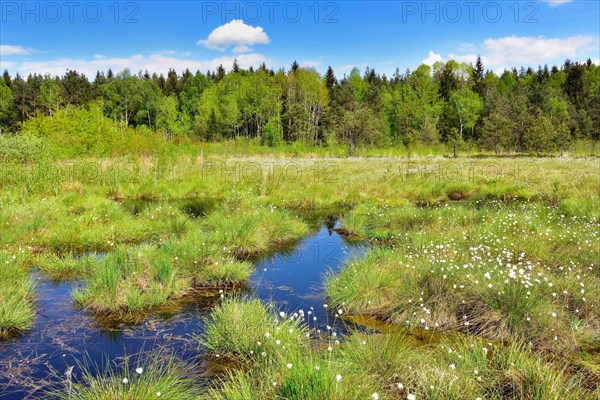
[198,296,308,364]
[326,201,599,353]
[1,156,598,397]
[50,355,200,400]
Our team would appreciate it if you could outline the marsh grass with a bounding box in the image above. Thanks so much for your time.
[203,206,309,258]
[200,296,594,399]
[0,156,598,396]
[51,354,200,400]
[72,248,188,316]
[157,233,253,285]
[326,199,599,357]
[199,296,309,364]
[34,252,99,278]
[0,252,36,339]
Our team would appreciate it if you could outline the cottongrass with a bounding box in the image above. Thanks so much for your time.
[50,354,200,400]
[198,296,308,364]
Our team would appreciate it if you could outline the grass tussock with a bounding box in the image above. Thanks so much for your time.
[203,206,309,258]
[72,248,188,316]
[0,251,36,339]
[51,355,200,400]
[199,296,309,364]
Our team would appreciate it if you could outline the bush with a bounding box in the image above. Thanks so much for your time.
[262,120,283,147]
[0,135,49,163]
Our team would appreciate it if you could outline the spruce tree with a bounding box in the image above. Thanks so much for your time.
[290,61,299,73]
[325,66,337,90]
[2,70,11,88]
[215,65,226,82]
[472,55,485,96]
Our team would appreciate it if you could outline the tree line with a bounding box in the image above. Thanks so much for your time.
[0,57,598,155]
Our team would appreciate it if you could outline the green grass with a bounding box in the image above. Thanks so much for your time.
[72,248,188,316]
[203,206,309,258]
[51,355,200,400]
[0,251,36,339]
[199,296,309,364]
[327,200,599,355]
[34,252,99,278]
[200,296,592,399]
[0,155,598,396]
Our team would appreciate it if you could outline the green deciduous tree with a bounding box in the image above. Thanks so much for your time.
[39,75,62,116]
[450,87,483,141]
[0,79,15,133]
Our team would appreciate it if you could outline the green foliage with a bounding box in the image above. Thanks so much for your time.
[0,79,15,133]
[4,59,600,155]
[0,134,48,162]
[20,103,121,156]
[262,118,283,147]
[0,252,36,339]
[524,113,555,154]
[450,87,483,140]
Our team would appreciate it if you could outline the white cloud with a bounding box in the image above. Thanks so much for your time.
[541,0,574,7]
[592,59,600,66]
[3,53,268,78]
[483,35,597,66]
[421,51,443,66]
[425,35,598,73]
[198,20,269,51]
[0,45,33,56]
[232,45,252,54]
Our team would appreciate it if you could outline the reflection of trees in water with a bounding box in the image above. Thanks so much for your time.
[325,215,338,235]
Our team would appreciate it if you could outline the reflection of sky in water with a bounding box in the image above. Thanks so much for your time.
[250,224,366,326]
[0,222,365,399]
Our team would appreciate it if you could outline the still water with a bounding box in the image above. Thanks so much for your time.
[0,216,365,399]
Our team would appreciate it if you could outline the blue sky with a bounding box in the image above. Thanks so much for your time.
[1,0,599,78]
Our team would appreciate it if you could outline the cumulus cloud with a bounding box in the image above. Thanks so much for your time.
[198,20,269,51]
[483,35,597,66]
[421,51,443,66]
[0,45,33,56]
[425,35,598,72]
[1,53,268,78]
